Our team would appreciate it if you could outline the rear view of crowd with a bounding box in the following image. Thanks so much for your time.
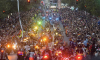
[59,7,100,56]
[0,8,41,42]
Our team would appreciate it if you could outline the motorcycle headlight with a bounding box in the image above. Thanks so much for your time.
[7,45,10,48]
[13,45,16,49]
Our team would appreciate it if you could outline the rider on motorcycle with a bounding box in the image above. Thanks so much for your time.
[28,49,37,60]
[0,48,8,60]
[41,46,52,60]
[75,43,84,60]
[62,47,70,57]
[17,48,25,60]
[76,43,83,54]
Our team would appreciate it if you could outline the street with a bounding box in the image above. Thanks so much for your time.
[7,54,100,60]
[8,54,17,60]
[59,21,69,45]
[0,0,100,60]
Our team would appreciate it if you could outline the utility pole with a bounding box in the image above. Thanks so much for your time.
[17,0,23,40]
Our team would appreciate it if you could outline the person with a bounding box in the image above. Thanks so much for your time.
[55,47,62,60]
[0,48,8,60]
[76,43,84,54]
[71,40,76,49]
[62,48,70,57]
[25,50,29,60]
[90,43,96,57]
[83,38,88,48]
[75,45,84,60]
[77,42,83,48]
[82,45,87,57]
[28,49,37,60]
[41,46,52,60]
[76,47,83,54]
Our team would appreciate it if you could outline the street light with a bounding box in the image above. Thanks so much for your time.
[34,26,38,30]
[38,21,42,25]
[7,45,10,48]
[43,37,47,41]
[56,32,58,35]
[35,45,39,49]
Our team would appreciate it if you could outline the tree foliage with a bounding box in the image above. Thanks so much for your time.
[0,0,40,19]
[61,0,68,4]
[61,0,100,16]
[0,0,12,19]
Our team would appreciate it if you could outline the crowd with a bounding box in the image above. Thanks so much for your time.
[1,4,100,59]
[59,7,100,56]
[0,7,41,42]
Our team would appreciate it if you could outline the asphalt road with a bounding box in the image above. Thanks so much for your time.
[59,21,70,45]
[8,54,17,60]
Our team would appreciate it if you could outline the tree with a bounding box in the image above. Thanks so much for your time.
[61,0,68,4]
[0,0,12,19]
[0,0,40,19]
[61,0,76,6]
[84,0,100,16]
[62,0,100,16]
[77,0,85,10]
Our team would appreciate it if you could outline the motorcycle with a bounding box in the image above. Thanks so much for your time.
[55,50,62,60]
[41,55,51,60]
[41,51,51,60]
[17,51,25,60]
[75,54,83,60]
[0,49,9,60]
[5,44,12,55]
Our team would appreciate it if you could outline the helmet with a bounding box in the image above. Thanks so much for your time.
[77,44,82,48]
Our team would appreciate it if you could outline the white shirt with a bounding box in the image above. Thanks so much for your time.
[24,45,30,51]
[29,52,35,57]
[60,46,64,50]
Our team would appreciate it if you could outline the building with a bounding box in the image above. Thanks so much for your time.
[50,0,58,3]
[43,0,61,9]
[49,0,61,9]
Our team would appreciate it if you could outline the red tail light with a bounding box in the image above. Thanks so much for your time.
[58,51,62,54]
[56,53,58,56]
[78,56,81,59]
[1,50,4,53]
[76,55,82,60]
[18,51,21,54]
[44,55,48,59]
[29,57,34,60]
[18,51,23,56]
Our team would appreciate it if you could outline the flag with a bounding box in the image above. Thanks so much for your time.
[41,25,44,29]
[19,30,25,38]
[32,17,34,20]
[35,14,37,17]
[78,34,81,36]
